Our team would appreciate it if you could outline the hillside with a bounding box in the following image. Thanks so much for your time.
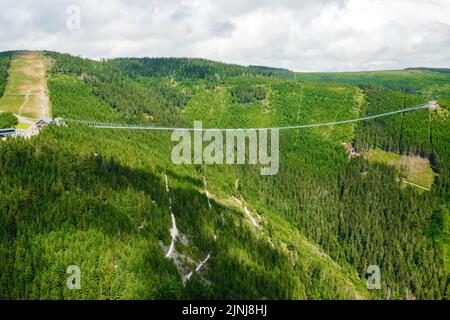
[0,51,448,300]
[297,69,450,102]
[0,52,11,98]
[0,51,52,133]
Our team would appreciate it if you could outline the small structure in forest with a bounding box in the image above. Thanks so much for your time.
[25,117,54,137]
[35,117,53,128]
[343,142,358,158]
[428,101,439,109]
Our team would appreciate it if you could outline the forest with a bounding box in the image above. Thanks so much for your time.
[0,51,448,300]
[297,69,450,100]
[0,112,18,129]
[0,52,11,97]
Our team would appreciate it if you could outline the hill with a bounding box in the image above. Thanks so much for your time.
[0,51,448,299]
[297,69,450,102]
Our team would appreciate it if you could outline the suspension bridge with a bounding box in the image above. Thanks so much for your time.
[61,101,436,131]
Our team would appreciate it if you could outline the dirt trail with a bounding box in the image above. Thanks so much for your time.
[396,178,430,191]
[39,87,51,119]
[203,177,212,210]
[18,90,31,115]
[232,196,261,228]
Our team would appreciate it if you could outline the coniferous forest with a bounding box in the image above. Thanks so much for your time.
[0,51,448,300]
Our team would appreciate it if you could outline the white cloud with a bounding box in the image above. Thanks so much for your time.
[0,0,449,71]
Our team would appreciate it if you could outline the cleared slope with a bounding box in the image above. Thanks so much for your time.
[0,51,52,121]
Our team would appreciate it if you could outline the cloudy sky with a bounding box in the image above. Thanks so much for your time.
[1,0,449,71]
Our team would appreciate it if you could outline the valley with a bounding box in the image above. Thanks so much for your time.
[0,51,448,300]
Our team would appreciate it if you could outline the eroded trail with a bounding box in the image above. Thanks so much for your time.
[164,174,179,258]
[183,176,214,283]
[185,253,211,281]
[18,90,31,115]
[203,176,212,210]
[163,174,213,284]
[232,196,261,228]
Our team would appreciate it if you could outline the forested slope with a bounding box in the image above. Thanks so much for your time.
[297,69,450,101]
[0,51,448,299]
[0,52,11,97]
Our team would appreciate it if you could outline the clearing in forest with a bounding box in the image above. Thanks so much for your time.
[364,148,436,191]
[0,51,52,124]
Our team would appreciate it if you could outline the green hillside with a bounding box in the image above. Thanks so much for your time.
[297,69,450,101]
[0,52,11,98]
[0,51,448,300]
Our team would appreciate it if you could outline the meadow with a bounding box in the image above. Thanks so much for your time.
[0,51,52,119]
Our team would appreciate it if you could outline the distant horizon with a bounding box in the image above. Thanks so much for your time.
[2,49,449,74]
